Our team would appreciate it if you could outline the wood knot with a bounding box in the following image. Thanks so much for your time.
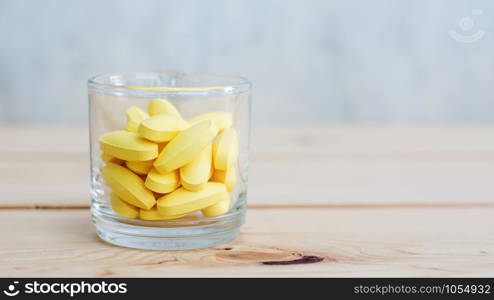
[262,255,325,265]
[215,246,330,266]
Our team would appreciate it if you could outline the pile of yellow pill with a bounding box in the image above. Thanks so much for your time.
[99,98,238,220]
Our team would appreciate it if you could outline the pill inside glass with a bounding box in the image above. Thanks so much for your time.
[88,72,251,250]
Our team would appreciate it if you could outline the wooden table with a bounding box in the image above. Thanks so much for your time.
[1,125,493,277]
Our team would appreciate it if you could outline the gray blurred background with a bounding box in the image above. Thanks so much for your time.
[0,0,492,125]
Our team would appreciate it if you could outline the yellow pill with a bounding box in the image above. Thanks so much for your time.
[102,162,156,210]
[111,193,139,218]
[213,127,238,171]
[145,168,180,194]
[180,144,212,192]
[148,98,181,117]
[125,106,149,133]
[101,153,124,164]
[211,167,236,192]
[126,160,154,175]
[139,207,185,221]
[99,131,158,161]
[154,120,218,173]
[187,112,233,131]
[125,122,139,134]
[157,182,227,216]
[138,114,189,142]
[202,194,231,217]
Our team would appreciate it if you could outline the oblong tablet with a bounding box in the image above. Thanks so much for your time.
[139,207,185,221]
[144,168,180,194]
[126,160,154,175]
[180,144,212,192]
[202,194,231,217]
[157,182,227,216]
[154,120,218,173]
[102,162,156,210]
[111,193,139,218]
[212,128,238,170]
[125,106,149,133]
[148,98,181,117]
[138,114,188,142]
[188,112,233,131]
[99,131,158,161]
[211,167,236,192]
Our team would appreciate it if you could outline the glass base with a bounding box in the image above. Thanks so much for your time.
[92,207,245,250]
[95,226,240,250]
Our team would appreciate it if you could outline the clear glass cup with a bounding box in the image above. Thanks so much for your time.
[88,72,251,250]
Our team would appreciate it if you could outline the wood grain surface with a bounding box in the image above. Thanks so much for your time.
[1,126,493,206]
[1,126,493,277]
[1,206,493,277]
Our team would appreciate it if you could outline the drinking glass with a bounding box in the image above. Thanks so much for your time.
[88,72,251,250]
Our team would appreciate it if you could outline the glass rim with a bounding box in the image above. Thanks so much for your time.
[87,71,252,95]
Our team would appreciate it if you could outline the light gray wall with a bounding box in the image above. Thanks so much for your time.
[0,0,493,124]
